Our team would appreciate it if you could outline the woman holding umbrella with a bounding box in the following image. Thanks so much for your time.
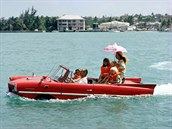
[115,51,128,83]
[104,43,128,83]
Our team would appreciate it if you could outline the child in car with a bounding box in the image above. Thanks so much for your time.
[73,69,81,80]
[107,67,121,84]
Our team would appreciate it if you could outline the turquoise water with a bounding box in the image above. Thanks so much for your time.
[0,32,172,129]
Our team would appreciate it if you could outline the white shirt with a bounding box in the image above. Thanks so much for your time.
[118,60,126,73]
[74,77,88,84]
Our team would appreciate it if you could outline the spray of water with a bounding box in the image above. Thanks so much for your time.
[153,83,172,95]
[150,61,172,71]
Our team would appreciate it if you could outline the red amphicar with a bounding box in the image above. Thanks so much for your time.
[8,65,156,100]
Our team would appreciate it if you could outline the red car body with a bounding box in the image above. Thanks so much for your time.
[8,65,156,100]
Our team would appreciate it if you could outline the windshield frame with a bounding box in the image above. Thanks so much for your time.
[50,65,70,82]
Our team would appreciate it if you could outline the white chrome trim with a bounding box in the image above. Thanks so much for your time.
[62,92,88,96]
[18,91,120,97]
[18,91,88,96]
[18,91,61,95]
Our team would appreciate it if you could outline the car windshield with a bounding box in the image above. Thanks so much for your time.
[50,65,69,82]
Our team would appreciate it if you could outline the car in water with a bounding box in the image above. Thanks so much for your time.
[8,65,156,100]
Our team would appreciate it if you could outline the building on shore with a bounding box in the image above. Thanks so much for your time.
[57,15,85,32]
[127,25,136,31]
[99,21,130,31]
[135,21,161,31]
[146,22,161,30]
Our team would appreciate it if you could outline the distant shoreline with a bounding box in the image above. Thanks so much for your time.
[1,7,172,33]
[0,30,171,33]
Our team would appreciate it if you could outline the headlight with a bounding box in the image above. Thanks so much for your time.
[8,83,17,92]
[13,83,17,92]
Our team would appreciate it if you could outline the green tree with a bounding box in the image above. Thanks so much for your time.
[11,17,25,31]
[21,6,37,30]
[124,16,134,25]
[32,16,40,30]
[138,14,142,22]
[93,16,98,23]
[107,17,112,22]
[44,16,52,31]
[167,19,170,27]
[161,20,167,27]
[38,16,46,31]
[0,18,8,31]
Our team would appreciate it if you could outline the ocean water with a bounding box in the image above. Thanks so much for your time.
[0,32,172,129]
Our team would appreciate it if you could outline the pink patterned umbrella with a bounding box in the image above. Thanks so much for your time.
[104,43,127,53]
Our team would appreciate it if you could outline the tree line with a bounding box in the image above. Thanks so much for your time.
[0,7,57,32]
[0,7,172,32]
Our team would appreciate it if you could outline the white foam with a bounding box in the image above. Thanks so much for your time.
[45,97,88,103]
[6,92,36,101]
[6,92,18,97]
[153,83,172,95]
[150,61,172,71]
[6,84,172,103]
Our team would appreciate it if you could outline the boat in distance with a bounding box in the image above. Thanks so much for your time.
[8,65,156,100]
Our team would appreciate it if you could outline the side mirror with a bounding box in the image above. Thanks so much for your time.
[43,76,47,79]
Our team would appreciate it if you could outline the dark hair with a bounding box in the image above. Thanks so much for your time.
[82,69,88,76]
[75,69,80,72]
[103,58,110,67]
[85,69,88,76]
[117,52,128,64]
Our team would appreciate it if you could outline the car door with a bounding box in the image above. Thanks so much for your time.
[61,83,94,99]
[37,79,62,99]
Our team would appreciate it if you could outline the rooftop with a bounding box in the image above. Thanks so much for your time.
[100,21,130,26]
[58,15,84,20]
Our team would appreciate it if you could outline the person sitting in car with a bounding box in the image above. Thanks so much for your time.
[102,67,121,84]
[97,58,111,83]
[66,69,88,84]
[110,60,119,69]
[73,69,88,84]
[108,67,121,84]
[73,69,81,80]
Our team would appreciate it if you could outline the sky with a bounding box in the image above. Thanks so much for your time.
[0,0,172,18]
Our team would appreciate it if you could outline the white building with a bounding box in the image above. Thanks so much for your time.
[135,21,161,30]
[57,15,85,32]
[146,22,161,29]
[127,25,136,31]
[99,21,130,31]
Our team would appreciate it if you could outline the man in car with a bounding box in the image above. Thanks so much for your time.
[73,69,88,84]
